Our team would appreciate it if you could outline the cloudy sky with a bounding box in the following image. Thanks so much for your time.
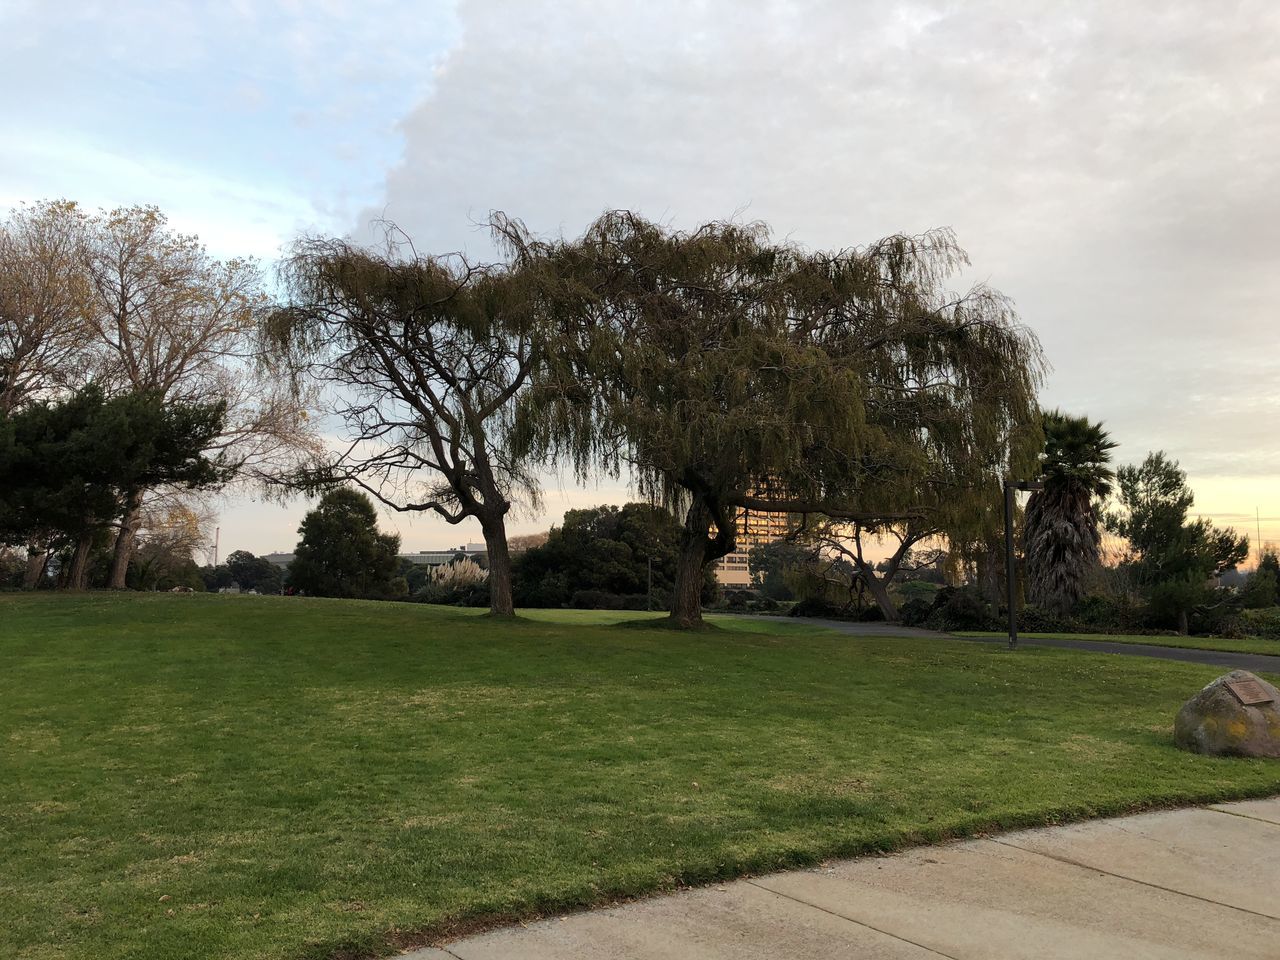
[3,0,1278,558]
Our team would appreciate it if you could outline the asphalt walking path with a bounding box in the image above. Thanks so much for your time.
[409,797,1280,959]
[756,615,1280,674]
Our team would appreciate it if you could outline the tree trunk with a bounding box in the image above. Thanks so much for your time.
[1178,609,1189,636]
[670,533,707,628]
[480,520,515,617]
[23,543,49,590]
[108,489,144,589]
[670,498,730,629]
[862,573,900,622]
[66,530,94,590]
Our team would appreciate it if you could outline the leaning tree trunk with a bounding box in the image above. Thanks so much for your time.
[861,572,900,622]
[66,530,95,591]
[23,543,49,590]
[108,489,145,590]
[479,518,515,617]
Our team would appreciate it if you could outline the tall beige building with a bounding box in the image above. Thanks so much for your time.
[714,507,793,588]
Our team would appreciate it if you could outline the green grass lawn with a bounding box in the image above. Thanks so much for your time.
[958,630,1280,657]
[5,594,1280,960]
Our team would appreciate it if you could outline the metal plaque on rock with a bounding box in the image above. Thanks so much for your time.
[1224,678,1275,706]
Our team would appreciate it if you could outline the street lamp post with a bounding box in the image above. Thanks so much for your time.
[1004,479,1044,650]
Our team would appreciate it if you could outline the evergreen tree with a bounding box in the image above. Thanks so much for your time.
[513,502,712,607]
[288,488,400,599]
[0,388,229,588]
[225,550,284,594]
[1108,451,1249,633]
[0,387,120,587]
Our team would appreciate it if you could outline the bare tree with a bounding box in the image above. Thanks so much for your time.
[798,519,944,621]
[81,206,315,588]
[129,502,214,590]
[0,201,95,586]
[0,200,92,415]
[267,222,548,617]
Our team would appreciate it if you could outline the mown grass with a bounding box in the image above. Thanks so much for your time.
[958,630,1280,657]
[4,593,1280,960]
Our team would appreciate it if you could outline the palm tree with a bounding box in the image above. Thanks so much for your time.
[1024,411,1117,615]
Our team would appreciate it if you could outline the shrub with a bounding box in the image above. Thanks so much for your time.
[720,589,755,612]
[1145,580,1241,636]
[898,597,933,627]
[1240,569,1278,609]
[1144,579,1208,633]
[1072,594,1146,632]
[415,578,490,607]
[926,586,998,631]
[895,579,940,606]
[1188,587,1244,637]
[1241,607,1280,640]
[789,596,842,619]
[431,557,487,590]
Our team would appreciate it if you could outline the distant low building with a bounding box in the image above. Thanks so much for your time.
[399,544,489,567]
[263,544,491,571]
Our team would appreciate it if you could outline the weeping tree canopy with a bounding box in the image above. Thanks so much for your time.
[266,225,553,616]
[523,211,1046,626]
[1024,410,1117,615]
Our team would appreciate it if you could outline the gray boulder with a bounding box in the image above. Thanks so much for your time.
[1174,670,1280,758]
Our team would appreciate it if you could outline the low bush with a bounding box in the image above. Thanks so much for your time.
[789,596,843,619]
[1240,569,1278,609]
[856,604,886,622]
[1017,605,1070,633]
[719,589,754,612]
[414,581,490,607]
[1072,594,1147,632]
[1241,607,1280,640]
[926,586,999,631]
[898,597,932,627]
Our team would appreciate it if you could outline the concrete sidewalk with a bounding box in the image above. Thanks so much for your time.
[409,797,1280,959]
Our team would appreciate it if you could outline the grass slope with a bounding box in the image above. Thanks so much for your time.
[958,630,1280,657]
[3,594,1279,960]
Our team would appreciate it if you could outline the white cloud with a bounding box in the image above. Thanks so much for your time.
[7,0,1279,550]
[362,0,1280,538]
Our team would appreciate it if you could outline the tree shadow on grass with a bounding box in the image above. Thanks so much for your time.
[613,616,723,633]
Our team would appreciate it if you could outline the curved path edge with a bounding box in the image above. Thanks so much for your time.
[750,614,1280,673]
[410,796,1280,959]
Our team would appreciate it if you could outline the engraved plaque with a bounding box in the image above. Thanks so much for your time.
[1224,678,1274,706]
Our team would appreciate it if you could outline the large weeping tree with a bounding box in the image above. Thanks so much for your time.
[268,225,549,617]
[527,212,1045,628]
[1023,411,1117,615]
